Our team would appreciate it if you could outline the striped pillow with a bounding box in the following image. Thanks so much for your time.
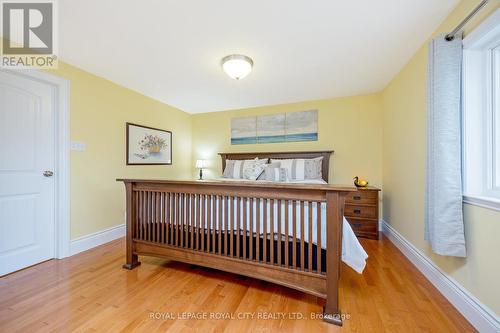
[270,157,323,181]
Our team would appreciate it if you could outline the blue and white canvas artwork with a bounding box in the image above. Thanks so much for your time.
[231,110,318,145]
[284,110,318,142]
[257,113,285,143]
[231,116,257,145]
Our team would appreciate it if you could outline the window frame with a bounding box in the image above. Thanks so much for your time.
[462,9,500,212]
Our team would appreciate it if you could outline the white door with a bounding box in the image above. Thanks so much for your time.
[0,70,55,276]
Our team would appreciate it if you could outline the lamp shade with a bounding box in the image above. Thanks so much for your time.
[195,159,205,169]
[221,54,253,80]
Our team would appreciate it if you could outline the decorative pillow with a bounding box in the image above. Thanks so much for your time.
[304,157,323,180]
[270,157,323,180]
[264,167,288,182]
[257,162,280,180]
[243,158,267,180]
[223,158,267,179]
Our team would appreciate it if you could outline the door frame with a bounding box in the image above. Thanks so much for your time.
[1,69,71,259]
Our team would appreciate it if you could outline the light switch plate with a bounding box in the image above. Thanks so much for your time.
[70,141,86,152]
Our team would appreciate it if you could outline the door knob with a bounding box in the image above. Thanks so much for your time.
[43,170,54,177]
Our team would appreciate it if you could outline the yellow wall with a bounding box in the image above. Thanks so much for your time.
[47,63,192,239]
[191,94,383,188]
[382,0,500,314]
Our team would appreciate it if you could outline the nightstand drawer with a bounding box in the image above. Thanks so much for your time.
[344,204,377,219]
[345,190,378,205]
[346,218,378,239]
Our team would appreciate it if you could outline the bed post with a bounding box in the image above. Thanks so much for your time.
[323,191,345,325]
[122,181,141,270]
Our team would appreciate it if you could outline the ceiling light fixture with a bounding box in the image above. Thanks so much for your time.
[221,54,253,80]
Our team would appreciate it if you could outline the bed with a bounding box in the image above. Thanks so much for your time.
[118,150,367,325]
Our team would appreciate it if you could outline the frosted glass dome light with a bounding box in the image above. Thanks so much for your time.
[221,54,253,80]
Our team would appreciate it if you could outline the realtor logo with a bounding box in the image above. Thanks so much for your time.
[1,0,58,68]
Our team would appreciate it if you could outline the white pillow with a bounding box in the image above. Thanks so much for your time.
[243,158,267,180]
[270,157,323,181]
[270,159,305,181]
[223,158,267,180]
[264,167,288,182]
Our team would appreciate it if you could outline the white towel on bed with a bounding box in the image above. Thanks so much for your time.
[342,219,368,273]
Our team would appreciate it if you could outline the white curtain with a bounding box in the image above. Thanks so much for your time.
[425,33,466,257]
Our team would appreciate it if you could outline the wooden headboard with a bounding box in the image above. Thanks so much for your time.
[218,150,334,182]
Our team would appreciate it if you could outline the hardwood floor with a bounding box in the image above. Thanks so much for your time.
[0,234,475,332]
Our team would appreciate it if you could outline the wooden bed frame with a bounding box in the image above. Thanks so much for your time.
[118,150,354,325]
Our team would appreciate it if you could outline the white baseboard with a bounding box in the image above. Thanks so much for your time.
[70,224,125,256]
[381,219,500,333]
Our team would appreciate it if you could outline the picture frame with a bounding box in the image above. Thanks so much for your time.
[126,122,172,165]
[231,109,318,145]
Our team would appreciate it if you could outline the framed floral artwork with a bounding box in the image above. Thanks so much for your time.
[126,123,172,165]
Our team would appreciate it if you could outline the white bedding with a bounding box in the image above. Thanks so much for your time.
[200,180,368,273]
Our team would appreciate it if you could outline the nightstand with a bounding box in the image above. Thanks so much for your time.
[344,186,380,240]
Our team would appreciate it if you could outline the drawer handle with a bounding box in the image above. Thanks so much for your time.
[353,209,361,214]
[353,195,361,200]
[353,223,363,228]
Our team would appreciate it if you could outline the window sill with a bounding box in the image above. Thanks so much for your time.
[463,195,500,212]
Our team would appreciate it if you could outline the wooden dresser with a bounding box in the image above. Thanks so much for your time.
[344,186,380,240]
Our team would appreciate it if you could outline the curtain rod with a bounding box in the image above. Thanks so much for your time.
[445,0,489,41]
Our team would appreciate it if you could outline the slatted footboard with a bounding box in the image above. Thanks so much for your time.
[118,179,353,325]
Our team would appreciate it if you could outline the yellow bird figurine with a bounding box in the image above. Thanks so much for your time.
[353,176,368,188]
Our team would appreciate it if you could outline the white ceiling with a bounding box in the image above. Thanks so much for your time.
[59,0,458,113]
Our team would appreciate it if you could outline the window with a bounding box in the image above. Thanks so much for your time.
[462,9,500,211]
